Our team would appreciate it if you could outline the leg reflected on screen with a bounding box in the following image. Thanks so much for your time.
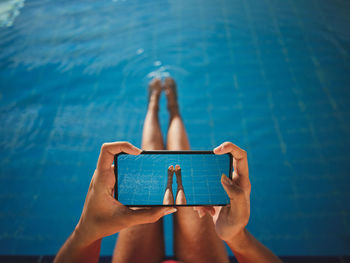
[175,165,186,205]
[163,165,175,205]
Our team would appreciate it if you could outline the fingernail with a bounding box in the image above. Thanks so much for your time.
[134,146,142,152]
[164,208,177,215]
[197,209,205,218]
[222,174,233,185]
[214,145,221,152]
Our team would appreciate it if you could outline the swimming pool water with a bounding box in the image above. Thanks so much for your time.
[0,0,350,257]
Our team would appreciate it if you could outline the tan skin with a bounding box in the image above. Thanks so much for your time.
[196,142,282,263]
[54,78,281,263]
[163,165,175,205]
[114,78,228,263]
[163,164,186,205]
[53,142,177,263]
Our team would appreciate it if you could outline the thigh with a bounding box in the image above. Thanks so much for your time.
[112,219,165,263]
[174,207,229,263]
[113,141,166,262]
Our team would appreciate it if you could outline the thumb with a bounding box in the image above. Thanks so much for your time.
[221,174,242,199]
[128,207,177,225]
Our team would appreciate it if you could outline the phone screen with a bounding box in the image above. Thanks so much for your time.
[114,151,232,206]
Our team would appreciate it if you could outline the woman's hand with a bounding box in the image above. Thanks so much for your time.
[194,141,251,242]
[74,141,177,247]
[54,141,177,263]
[195,142,281,262]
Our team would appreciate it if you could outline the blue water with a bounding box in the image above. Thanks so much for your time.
[1,0,350,257]
[117,153,230,205]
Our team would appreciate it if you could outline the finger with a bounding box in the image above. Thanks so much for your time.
[97,141,142,171]
[221,173,243,201]
[212,206,223,224]
[129,207,177,225]
[200,206,215,216]
[194,207,205,218]
[197,208,205,218]
[207,206,216,216]
[214,142,246,159]
[193,206,215,218]
[214,142,250,189]
[129,207,151,210]
[193,207,201,217]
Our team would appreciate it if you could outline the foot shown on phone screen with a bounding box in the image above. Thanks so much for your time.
[175,165,186,205]
[163,165,175,205]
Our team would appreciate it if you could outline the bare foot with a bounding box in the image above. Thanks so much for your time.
[163,77,179,114]
[163,165,175,205]
[175,164,186,204]
[148,78,162,110]
[175,165,183,190]
[167,165,175,189]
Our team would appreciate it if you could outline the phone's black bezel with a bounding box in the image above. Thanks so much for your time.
[114,150,233,207]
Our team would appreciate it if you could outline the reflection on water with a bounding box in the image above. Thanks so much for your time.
[0,0,24,27]
[0,0,198,77]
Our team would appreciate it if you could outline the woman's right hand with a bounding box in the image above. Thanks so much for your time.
[74,142,176,248]
[196,142,282,262]
[194,142,251,242]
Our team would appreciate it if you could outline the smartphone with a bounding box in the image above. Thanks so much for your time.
[114,151,233,206]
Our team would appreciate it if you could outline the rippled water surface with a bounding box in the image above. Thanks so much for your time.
[1,0,350,257]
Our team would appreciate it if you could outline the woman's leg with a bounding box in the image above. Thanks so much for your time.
[163,165,175,205]
[112,78,165,263]
[174,165,186,205]
[164,77,229,263]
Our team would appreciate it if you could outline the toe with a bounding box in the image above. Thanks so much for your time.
[149,78,162,97]
[150,78,161,89]
[165,78,176,88]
